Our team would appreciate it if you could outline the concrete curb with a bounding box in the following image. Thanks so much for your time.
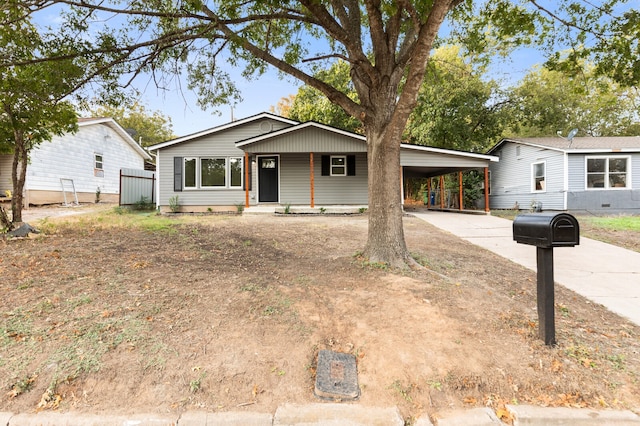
[1,406,639,425]
[419,407,504,425]
[507,405,640,425]
[273,403,403,425]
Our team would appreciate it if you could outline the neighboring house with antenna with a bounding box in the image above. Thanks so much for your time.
[486,134,640,213]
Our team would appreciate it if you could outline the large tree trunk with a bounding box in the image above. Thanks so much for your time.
[11,131,27,224]
[362,119,416,269]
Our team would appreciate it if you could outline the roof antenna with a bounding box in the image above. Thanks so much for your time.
[557,128,579,147]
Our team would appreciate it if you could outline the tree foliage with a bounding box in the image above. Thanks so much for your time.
[508,64,639,137]
[404,45,510,152]
[90,102,176,146]
[0,3,80,224]
[288,60,363,133]
[9,0,639,265]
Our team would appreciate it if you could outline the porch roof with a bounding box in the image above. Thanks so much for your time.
[236,121,498,177]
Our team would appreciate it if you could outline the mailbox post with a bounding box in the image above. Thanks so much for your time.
[513,212,580,345]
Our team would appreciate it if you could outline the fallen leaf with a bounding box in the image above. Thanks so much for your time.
[496,407,514,422]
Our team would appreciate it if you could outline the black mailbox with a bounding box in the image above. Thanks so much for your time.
[513,212,580,248]
[512,212,580,345]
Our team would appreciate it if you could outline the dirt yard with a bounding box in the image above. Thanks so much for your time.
[1,206,639,423]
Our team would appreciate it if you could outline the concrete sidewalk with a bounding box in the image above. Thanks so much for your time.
[411,211,640,326]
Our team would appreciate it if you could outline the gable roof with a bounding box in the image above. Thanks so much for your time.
[147,112,298,151]
[235,120,366,148]
[79,117,152,160]
[488,136,640,155]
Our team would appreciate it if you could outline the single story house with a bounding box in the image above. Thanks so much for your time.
[148,112,498,212]
[0,117,152,206]
[487,136,640,212]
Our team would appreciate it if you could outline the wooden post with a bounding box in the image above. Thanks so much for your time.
[439,175,445,208]
[484,167,490,212]
[458,171,463,211]
[310,152,315,208]
[427,178,431,208]
[245,152,250,208]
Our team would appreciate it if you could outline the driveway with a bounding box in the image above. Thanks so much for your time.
[411,210,640,327]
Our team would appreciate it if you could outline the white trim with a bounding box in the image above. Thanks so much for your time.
[584,155,631,190]
[149,113,298,151]
[183,156,245,190]
[183,157,197,189]
[330,155,347,176]
[236,121,366,147]
[531,161,546,193]
[80,117,152,161]
[400,143,499,162]
[155,151,161,208]
[256,154,280,203]
[200,157,227,188]
[563,152,569,210]
[489,138,640,155]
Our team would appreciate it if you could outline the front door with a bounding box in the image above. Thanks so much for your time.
[258,156,279,203]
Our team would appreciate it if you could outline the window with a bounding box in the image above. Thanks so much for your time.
[321,155,356,176]
[330,155,346,176]
[94,154,104,177]
[184,158,197,189]
[230,157,243,187]
[532,161,545,192]
[183,157,243,189]
[586,156,629,189]
[201,158,226,187]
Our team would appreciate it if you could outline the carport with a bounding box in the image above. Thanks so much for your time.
[400,144,499,212]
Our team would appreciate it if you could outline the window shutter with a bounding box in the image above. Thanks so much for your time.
[321,155,330,176]
[174,157,182,192]
[347,155,356,176]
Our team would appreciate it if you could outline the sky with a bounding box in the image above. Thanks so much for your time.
[130,48,544,137]
[29,2,581,137]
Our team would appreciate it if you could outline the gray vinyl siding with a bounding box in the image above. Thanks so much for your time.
[0,155,11,194]
[279,154,310,204]
[566,152,640,212]
[489,142,566,210]
[156,123,268,207]
[278,153,368,205]
[314,153,368,204]
[242,127,367,154]
[401,149,487,168]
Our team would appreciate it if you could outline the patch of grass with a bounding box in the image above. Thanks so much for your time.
[606,354,626,371]
[565,344,597,368]
[581,215,640,232]
[491,209,519,220]
[190,371,207,393]
[389,379,416,403]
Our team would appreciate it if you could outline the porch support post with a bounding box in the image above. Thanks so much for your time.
[484,167,490,212]
[439,175,445,209]
[310,152,315,208]
[244,152,250,208]
[458,171,463,211]
[427,178,431,208]
[400,166,404,206]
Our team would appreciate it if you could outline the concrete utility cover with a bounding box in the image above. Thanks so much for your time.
[314,350,360,400]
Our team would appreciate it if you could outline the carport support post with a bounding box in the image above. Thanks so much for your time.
[536,247,556,346]
[484,167,489,212]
